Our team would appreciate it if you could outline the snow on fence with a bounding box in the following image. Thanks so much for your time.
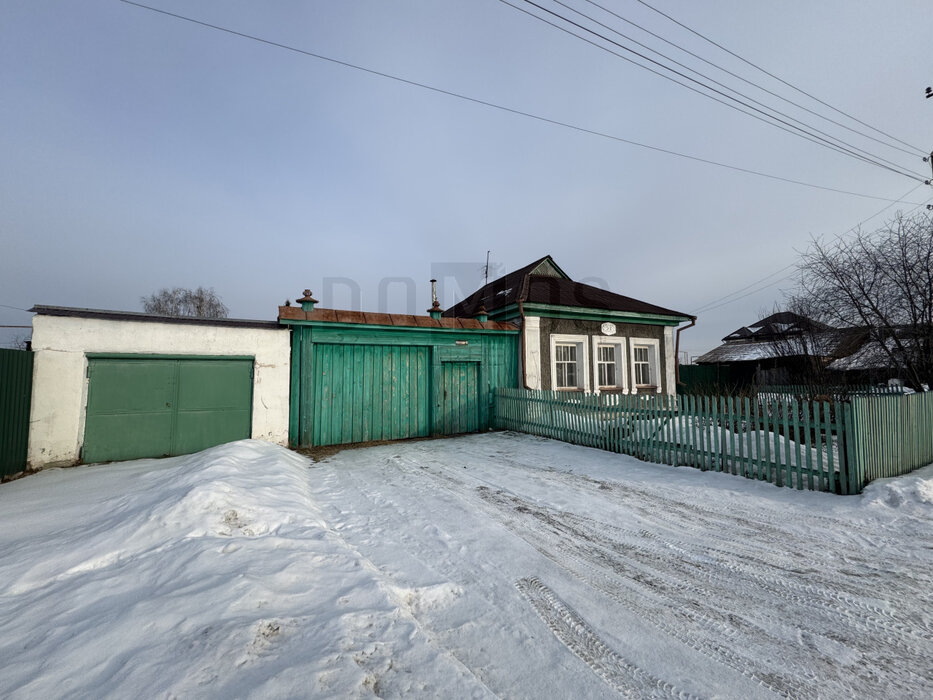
[493,389,933,494]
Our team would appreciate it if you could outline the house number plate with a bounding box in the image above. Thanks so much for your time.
[600,322,617,335]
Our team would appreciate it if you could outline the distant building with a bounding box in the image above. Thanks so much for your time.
[694,311,867,386]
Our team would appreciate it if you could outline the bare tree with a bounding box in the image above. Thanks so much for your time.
[792,211,933,389]
[141,287,229,319]
[11,334,31,351]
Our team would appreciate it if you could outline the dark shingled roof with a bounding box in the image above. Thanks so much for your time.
[443,255,559,319]
[721,312,832,342]
[443,255,692,320]
[696,323,868,365]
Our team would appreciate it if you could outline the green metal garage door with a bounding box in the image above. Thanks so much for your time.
[309,344,429,446]
[82,356,253,463]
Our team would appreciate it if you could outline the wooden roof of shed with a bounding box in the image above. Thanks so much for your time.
[278,305,516,331]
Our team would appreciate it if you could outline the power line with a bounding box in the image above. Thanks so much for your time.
[690,184,932,315]
[580,0,923,159]
[0,303,30,312]
[508,0,925,181]
[541,0,922,175]
[630,0,927,157]
[117,1,923,203]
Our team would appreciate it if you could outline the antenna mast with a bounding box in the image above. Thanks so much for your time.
[484,250,491,286]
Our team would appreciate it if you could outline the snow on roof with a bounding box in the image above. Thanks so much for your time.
[828,339,896,371]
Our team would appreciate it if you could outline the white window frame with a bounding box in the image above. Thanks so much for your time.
[549,334,589,392]
[591,336,627,393]
[629,337,661,393]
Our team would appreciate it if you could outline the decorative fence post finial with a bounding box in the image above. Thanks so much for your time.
[297,289,319,312]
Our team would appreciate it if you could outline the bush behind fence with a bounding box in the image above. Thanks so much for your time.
[493,388,933,494]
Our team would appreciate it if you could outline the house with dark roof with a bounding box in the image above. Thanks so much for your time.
[694,311,868,385]
[445,255,695,395]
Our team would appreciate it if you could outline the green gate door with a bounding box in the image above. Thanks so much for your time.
[309,344,430,446]
[440,361,480,434]
[83,357,253,463]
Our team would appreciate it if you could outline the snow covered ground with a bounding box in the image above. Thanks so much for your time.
[2,433,932,699]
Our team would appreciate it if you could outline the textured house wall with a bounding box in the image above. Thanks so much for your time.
[536,317,671,393]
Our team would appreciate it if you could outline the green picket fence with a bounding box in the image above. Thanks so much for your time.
[756,384,904,401]
[845,392,933,485]
[494,388,933,494]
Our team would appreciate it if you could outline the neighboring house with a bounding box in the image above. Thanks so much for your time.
[826,330,927,387]
[444,255,694,395]
[694,311,867,386]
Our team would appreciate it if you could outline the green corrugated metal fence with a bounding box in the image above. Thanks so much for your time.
[0,349,34,477]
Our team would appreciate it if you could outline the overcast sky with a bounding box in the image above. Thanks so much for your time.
[2,0,931,357]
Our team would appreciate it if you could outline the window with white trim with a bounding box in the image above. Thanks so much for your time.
[630,338,661,392]
[554,343,578,388]
[591,337,626,391]
[549,334,589,391]
[633,346,651,385]
[597,345,615,386]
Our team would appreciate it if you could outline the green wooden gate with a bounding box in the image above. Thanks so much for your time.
[439,361,480,434]
[307,344,430,446]
[284,318,519,448]
[0,348,34,477]
[83,356,253,463]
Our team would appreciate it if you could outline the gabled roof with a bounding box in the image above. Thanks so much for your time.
[443,255,692,320]
[443,255,568,318]
[696,325,867,364]
[721,312,831,342]
[523,276,691,318]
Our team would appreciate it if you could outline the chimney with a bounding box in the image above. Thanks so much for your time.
[427,279,442,319]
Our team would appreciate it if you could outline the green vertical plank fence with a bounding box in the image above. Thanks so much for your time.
[494,388,933,494]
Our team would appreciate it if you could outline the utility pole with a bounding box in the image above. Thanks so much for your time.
[924,87,932,208]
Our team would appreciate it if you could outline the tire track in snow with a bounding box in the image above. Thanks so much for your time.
[379,451,800,696]
[340,442,933,699]
[476,485,932,698]
[475,488,806,699]
[553,511,932,689]
[515,577,699,700]
[559,511,933,650]
[490,449,924,558]
[485,451,933,605]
